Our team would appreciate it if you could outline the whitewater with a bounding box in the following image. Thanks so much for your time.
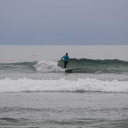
[0,78,128,93]
[0,45,128,128]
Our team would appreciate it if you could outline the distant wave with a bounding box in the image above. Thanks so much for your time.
[58,58,128,74]
[0,61,36,72]
[0,78,128,93]
[0,61,63,73]
[0,58,128,74]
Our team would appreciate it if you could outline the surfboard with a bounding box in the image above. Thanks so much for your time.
[65,68,73,73]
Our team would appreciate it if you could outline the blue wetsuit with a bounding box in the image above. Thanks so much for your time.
[62,55,69,68]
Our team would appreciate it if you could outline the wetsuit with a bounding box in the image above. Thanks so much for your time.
[62,55,69,68]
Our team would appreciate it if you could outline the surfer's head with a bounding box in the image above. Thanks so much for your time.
[66,53,68,56]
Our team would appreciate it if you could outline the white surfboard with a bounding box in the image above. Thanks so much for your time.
[65,68,73,73]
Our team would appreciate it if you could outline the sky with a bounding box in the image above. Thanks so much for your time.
[0,0,128,45]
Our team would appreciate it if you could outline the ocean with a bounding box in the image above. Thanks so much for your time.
[0,45,128,128]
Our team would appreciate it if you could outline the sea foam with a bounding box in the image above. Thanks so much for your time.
[0,78,128,93]
[34,61,63,72]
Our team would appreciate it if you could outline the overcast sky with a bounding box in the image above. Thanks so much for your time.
[0,0,128,45]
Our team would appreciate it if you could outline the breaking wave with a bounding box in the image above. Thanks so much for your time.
[58,58,128,74]
[0,58,128,74]
[34,61,63,72]
[0,78,128,93]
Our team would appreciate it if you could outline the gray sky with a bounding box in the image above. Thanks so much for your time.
[0,0,128,45]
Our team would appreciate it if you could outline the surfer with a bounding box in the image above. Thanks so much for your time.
[60,53,70,69]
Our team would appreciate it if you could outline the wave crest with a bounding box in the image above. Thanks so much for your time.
[0,59,128,74]
[58,58,128,74]
[34,61,63,72]
[0,78,128,93]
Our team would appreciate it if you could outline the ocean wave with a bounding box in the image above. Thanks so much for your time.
[34,61,64,72]
[0,61,36,72]
[0,59,128,74]
[0,78,128,93]
[58,58,128,74]
[0,61,63,73]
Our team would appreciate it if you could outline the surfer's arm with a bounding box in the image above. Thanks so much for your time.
[60,57,63,61]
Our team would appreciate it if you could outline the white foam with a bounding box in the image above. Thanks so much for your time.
[0,78,128,93]
[34,61,64,72]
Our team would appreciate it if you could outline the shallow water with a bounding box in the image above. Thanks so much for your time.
[0,92,128,128]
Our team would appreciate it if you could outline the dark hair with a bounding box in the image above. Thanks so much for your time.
[66,53,68,55]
